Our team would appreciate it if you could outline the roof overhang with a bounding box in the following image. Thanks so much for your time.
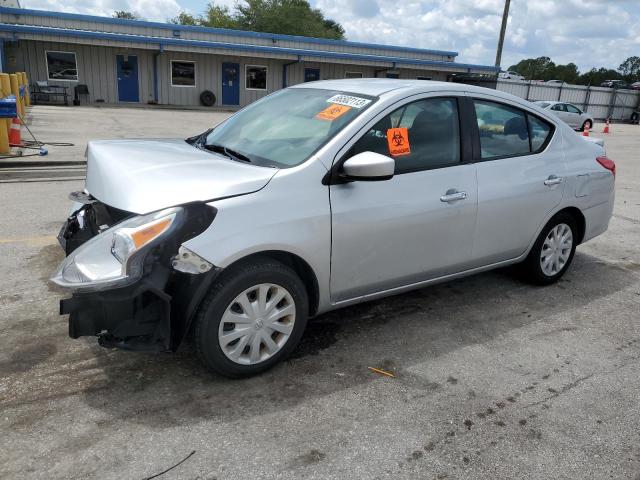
[0,6,459,58]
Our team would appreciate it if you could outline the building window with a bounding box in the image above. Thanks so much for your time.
[417,76,432,80]
[345,71,363,79]
[246,65,267,90]
[304,68,320,82]
[171,60,196,87]
[46,51,78,81]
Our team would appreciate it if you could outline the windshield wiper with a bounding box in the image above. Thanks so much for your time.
[203,143,253,163]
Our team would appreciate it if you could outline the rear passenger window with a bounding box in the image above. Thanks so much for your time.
[527,114,552,152]
[350,97,461,174]
[474,100,530,159]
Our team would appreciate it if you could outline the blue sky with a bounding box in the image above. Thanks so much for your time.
[21,0,640,71]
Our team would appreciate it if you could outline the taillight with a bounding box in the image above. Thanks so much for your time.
[596,156,616,177]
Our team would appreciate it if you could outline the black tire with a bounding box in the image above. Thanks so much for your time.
[194,258,308,378]
[631,112,639,124]
[200,90,216,107]
[520,212,578,285]
[581,120,592,131]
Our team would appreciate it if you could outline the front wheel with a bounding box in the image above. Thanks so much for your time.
[194,258,308,378]
[520,213,578,285]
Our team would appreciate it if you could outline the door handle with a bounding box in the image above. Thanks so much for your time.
[440,190,467,203]
[544,175,563,186]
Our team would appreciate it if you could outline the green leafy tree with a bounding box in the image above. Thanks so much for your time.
[507,56,555,80]
[579,68,622,86]
[171,0,345,39]
[200,4,239,29]
[170,12,200,25]
[550,63,580,84]
[619,56,640,83]
[113,10,140,20]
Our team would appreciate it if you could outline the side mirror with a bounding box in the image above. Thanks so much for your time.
[341,151,395,181]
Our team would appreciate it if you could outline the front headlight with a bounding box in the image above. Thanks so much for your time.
[51,207,181,291]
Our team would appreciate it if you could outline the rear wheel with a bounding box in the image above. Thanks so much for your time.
[520,212,578,285]
[194,258,308,378]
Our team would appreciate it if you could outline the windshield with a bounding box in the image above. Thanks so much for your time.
[202,88,376,168]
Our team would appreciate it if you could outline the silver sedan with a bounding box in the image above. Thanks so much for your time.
[535,101,594,131]
[52,80,615,377]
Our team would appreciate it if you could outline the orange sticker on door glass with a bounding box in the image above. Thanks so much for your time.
[316,103,351,121]
[386,127,411,156]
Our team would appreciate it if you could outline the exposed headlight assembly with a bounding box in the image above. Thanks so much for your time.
[51,207,182,291]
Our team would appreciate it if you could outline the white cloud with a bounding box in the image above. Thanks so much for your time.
[313,0,640,71]
[22,0,182,22]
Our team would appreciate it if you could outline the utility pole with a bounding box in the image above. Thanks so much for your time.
[495,0,511,68]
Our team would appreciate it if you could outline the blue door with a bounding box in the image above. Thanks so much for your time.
[116,55,139,102]
[222,62,240,105]
[304,68,320,82]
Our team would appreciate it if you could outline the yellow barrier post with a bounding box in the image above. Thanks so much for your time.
[0,73,11,153]
[0,73,11,131]
[9,73,24,121]
[20,72,30,107]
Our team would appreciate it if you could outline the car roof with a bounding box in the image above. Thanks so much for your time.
[291,79,564,126]
[290,78,511,98]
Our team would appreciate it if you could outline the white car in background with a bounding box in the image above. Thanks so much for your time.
[535,101,594,131]
[498,70,525,81]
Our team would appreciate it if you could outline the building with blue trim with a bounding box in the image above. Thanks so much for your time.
[0,6,498,108]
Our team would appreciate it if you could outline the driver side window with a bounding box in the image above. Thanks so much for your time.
[349,97,461,174]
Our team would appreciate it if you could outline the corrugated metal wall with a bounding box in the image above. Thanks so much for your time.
[286,62,448,85]
[496,79,640,120]
[5,40,155,103]
[6,40,455,107]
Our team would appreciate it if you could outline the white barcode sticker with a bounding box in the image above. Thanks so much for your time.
[326,94,372,109]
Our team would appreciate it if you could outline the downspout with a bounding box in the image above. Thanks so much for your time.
[153,44,163,104]
[0,38,4,73]
[282,55,301,88]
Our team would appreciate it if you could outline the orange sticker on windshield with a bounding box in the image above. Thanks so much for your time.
[316,103,351,121]
[386,128,411,156]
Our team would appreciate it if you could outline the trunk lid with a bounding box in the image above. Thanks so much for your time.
[85,139,277,214]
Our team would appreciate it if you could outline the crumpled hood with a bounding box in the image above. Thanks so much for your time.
[85,139,278,214]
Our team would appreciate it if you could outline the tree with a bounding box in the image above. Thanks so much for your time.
[507,56,555,80]
[579,68,622,86]
[619,56,640,83]
[550,63,580,84]
[170,12,200,25]
[171,0,345,40]
[200,4,239,30]
[113,10,140,20]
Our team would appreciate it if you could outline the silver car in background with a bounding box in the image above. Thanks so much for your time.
[51,80,616,377]
[535,100,594,131]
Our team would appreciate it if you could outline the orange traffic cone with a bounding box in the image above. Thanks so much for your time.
[602,119,610,134]
[8,116,21,146]
[582,123,590,136]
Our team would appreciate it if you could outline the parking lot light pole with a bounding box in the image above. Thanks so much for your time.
[495,0,511,67]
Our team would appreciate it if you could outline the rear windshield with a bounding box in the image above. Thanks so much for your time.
[204,88,376,168]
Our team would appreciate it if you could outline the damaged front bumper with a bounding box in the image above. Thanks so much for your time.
[56,200,218,352]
